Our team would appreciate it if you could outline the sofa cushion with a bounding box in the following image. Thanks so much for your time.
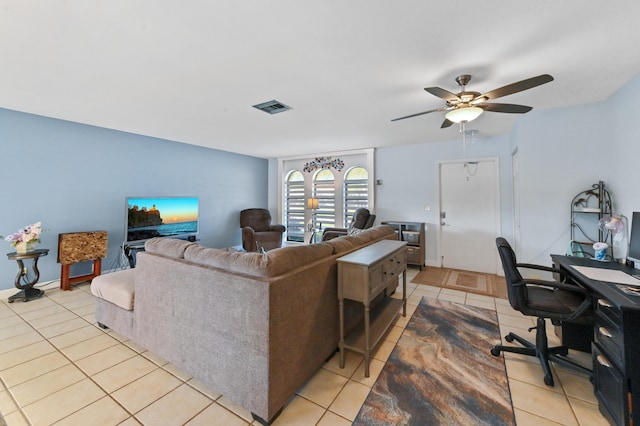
[348,225,395,244]
[90,269,136,310]
[326,236,356,255]
[185,246,267,276]
[184,242,334,278]
[144,237,195,259]
[263,243,333,276]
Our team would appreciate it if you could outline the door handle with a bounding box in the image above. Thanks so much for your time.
[441,221,450,226]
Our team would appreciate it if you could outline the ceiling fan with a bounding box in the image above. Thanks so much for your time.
[391,74,554,128]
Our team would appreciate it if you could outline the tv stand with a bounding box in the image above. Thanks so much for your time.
[123,242,145,268]
[123,236,198,267]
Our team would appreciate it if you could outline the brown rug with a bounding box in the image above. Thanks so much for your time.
[412,267,508,299]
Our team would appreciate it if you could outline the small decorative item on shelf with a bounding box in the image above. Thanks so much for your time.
[3,221,42,254]
[593,242,609,261]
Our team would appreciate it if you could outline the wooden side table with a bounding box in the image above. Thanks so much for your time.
[58,231,107,290]
[6,249,49,302]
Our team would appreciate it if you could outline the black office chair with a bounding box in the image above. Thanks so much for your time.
[491,237,593,386]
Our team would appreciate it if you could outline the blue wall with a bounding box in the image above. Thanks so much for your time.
[511,73,640,264]
[0,108,268,290]
[346,72,640,267]
[375,134,513,266]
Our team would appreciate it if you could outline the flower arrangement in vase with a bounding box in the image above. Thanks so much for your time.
[3,222,42,254]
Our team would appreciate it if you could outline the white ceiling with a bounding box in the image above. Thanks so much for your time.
[2,1,640,159]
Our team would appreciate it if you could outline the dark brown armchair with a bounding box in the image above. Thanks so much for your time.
[240,208,286,252]
[321,208,376,241]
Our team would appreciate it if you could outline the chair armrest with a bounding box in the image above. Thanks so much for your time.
[522,278,592,321]
[321,230,347,241]
[516,263,559,273]
[322,227,348,234]
[269,224,286,233]
[517,263,568,282]
[522,278,588,295]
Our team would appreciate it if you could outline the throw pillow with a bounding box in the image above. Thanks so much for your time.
[348,227,363,236]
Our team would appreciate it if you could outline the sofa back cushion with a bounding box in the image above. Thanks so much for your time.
[145,237,195,259]
[325,236,356,255]
[263,243,333,276]
[185,246,266,276]
[326,225,395,255]
[184,243,334,278]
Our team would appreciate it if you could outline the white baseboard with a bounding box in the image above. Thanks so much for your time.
[0,269,129,301]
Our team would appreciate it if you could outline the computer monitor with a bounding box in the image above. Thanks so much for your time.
[627,212,640,269]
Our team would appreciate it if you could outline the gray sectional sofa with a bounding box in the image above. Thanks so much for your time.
[91,225,397,424]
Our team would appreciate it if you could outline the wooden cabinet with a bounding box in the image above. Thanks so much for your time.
[381,221,425,270]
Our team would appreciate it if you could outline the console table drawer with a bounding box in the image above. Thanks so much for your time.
[383,252,405,279]
[594,313,623,367]
[596,297,622,325]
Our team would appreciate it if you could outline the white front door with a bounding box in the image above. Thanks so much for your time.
[438,158,500,274]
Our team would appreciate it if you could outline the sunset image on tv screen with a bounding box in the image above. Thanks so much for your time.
[126,197,198,241]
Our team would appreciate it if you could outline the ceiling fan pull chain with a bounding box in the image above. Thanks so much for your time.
[461,122,467,158]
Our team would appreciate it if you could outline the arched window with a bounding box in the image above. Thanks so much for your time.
[313,169,335,230]
[344,166,369,226]
[284,170,305,242]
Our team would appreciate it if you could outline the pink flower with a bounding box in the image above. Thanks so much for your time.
[3,222,42,246]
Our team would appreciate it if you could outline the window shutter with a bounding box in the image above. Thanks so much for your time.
[344,167,369,226]
[285,172,305,242]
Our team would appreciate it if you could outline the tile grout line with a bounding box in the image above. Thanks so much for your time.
[1,287,145,424]
[0,270,599,425]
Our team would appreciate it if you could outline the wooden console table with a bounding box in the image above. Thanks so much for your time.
[6,249,49,302]
[337,239,407,377]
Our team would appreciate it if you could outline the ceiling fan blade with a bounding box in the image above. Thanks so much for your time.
[480,103,533,114]
[424,87,461,102]
[441,118,454,128]
[481,74,554,100]
[391,107,449,122]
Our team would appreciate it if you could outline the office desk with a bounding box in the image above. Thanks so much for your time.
[552,255,640,426]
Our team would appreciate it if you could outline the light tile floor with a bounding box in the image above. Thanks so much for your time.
[0,268,608,425]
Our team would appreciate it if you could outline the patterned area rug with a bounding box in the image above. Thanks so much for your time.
[353,298,515,426]
[411,267,508,299]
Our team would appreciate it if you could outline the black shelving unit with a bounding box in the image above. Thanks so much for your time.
[570,181,612,258]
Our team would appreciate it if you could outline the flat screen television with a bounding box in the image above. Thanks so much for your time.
[627,211,640,269]
[125,196,199,244]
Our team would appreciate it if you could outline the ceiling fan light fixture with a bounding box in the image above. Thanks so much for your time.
[445,106,483,123]
[470,96,488,105]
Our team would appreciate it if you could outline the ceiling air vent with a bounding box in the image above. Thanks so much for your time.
[252,100,292,115]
